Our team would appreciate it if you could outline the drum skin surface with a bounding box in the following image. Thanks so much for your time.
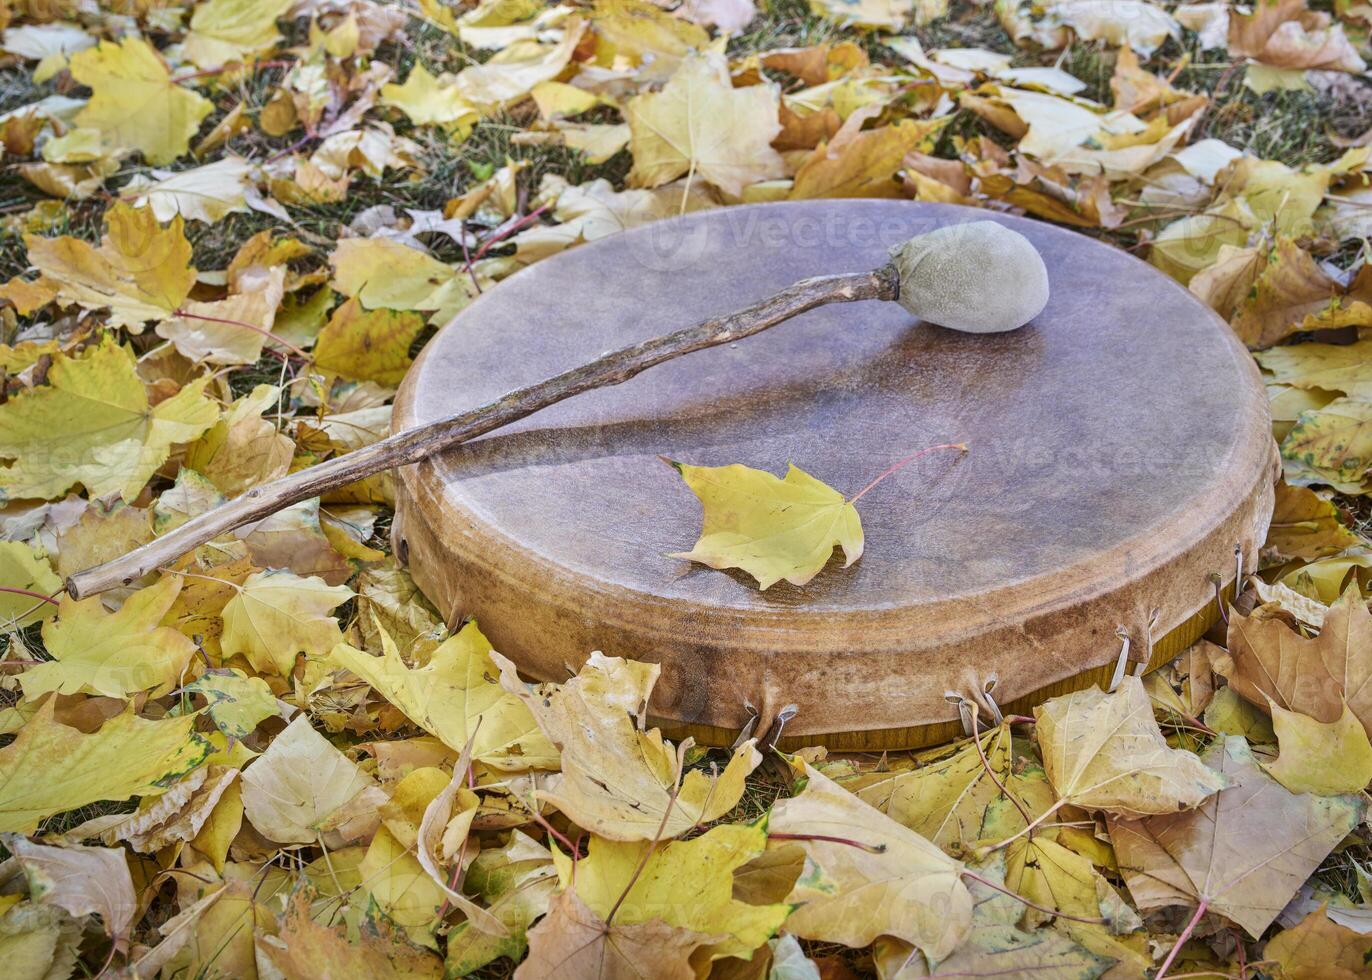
[392,200,1277,748]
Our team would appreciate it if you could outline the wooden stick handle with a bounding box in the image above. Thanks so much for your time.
[67,266,898,599]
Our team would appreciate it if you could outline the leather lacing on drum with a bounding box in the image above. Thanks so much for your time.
[946,673,1004,737]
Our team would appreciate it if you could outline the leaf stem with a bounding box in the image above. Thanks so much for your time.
[1156,899,1209,980]
[768,832,887,854]
[0,585,61,606]
[969,713,1033,829]
[984,799,1065,853]
[472,204,549,261]
[171,309,312,361]
[960,868,1109,925]
[848,442,967,504]
[606,782,680,927]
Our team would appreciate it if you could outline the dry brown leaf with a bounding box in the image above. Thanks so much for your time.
[240,715,386,845]
[3,835,135,943]
[1263,482,1363,562]
[1216,584,1372,730]
[1034,675,1226,818]
[258,888,443,979]
[64,764,238,852]
[790,118,948,199]
[1228,0,1367,73]
[514,889,717,980]
[1190,238,1372,348]
[769,763,972,960]
[1109,736,1363,937]
[1265,904,1372,979]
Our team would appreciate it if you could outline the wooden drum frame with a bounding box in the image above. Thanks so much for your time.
[392,201,1277,750]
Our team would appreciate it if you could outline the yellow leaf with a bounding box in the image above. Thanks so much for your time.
[65,764,240,853]
[220,569,354,676]
[1264,481,1363,562]
[185,384,294,496]
[157,265,286,365]
[0,338,219,501]
[329,238,474,326]
[1264,702,1372,795]
[447,831,558,975]
[183,0,294,69]
[25,202,196,329]
[493,650,760,840]
[1034,675,1227,817]
[1256,335,1372,400]
[1050,0,1179,55]
[1281,398,1372,493]
[453,19,587,109]
[846,723,1055,853]
[240,715,383,844]
[332,620,558,770]
[359,826,446,949]
[1202,685,1276,742]
[69,38,212,165]
[0,541,61,628]
[592,0,709,78]
[770,763,972,959]
[626,52,785,196]
[550,821,791,960]
[120,157,253,224]
[791,118,949,199]
[21,575,196,700]
[381,64,480,129]
[1001,836,1150,972]
[0,901,82,980]
[669,459,863,590]
[808,0,912,30]
[183,670,279,741]
[313,297,427,386]
[0,699,211,834]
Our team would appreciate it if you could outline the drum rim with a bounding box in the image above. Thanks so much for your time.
[392,200,1276,745]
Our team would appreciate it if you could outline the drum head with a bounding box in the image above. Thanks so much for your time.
[393,201,1276,748]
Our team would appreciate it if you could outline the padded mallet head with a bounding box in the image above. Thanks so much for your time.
[889,221,1050,333]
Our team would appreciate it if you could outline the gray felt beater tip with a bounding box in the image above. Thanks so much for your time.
[889,221,1051,334]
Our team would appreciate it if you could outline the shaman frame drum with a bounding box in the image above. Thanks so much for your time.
[392,201,1276,750]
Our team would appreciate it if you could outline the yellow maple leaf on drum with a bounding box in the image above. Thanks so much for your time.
[220,570,354,676]
[0,339,219,502]
[668,459,863,590]
[69,37,212,165]
[626,52,785,196]
[25,203,196,330]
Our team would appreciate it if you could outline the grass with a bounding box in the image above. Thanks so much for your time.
[1,0,1371,963]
